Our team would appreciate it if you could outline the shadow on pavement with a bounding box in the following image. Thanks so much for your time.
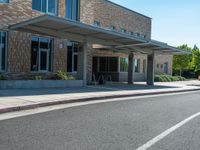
[0,83,178,97]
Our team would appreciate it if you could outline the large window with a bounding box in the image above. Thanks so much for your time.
[32,0,57,15]
[0,31,7,71]
[31,37,53,72]
[120,57,128,72]
[66,0,80,21]
[135,59,140,73]
[99,57,118,72]
[0,0,9,3]
[67,41,79,72]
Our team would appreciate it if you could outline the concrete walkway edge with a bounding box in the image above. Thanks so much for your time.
[1,88,200,114]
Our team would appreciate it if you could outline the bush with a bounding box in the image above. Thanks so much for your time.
[155,74,186,82]
[55,71,75,80]
[0,74,5,80]
[32,76,43,80]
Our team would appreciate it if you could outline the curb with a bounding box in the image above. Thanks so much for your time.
[1,88,200,114]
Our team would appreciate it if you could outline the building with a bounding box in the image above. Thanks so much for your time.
[0,0,188,86]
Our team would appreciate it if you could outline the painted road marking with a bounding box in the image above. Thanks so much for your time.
[135,112,200,150]
[0,90,199,121]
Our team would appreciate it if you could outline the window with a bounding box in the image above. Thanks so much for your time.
[32,0,57,15]
[93,21,101,27]
[143,59,146,73]
[31,37,53,72]
[67,41,79,72]
[110,25,116,31]
[66,0,80,21]
[121,28,127,33]
[157,64,159,68]
[0,0,9,3]
[120,57,128,72]
[128,31,134,36]
[0,31,7,71]
[163,62,168,74]
[135,59,140,73]
[99,57,118,72]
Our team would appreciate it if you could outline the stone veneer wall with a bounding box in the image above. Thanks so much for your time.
[0,0,173,81]
[154,55,173,75]
[0,0,69,79]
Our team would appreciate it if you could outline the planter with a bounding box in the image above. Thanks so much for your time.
[0,80,83,89]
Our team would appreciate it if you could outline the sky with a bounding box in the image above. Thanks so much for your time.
[110,0,200,48]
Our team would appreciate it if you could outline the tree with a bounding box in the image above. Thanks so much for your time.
[173,45,193,76]
[192,45,200,72]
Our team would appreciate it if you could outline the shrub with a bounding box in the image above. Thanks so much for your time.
[155,74,186,82]
[55,71,75,80]
[0,74,5,80]
[32,76,43,80]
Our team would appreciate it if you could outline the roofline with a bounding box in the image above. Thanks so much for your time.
[105,0,152,19]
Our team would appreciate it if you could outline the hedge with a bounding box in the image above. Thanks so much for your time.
[154,74,186,82]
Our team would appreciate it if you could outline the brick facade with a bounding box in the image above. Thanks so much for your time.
[0,0,173,81]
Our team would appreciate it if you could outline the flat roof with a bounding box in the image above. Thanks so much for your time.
[9,15,190,55]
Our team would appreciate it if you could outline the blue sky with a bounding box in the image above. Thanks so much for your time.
[110,0,200,48]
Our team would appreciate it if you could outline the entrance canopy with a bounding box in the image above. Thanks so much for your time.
[9,15,190,55]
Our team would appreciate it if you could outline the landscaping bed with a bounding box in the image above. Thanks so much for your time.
[155,74,186,82]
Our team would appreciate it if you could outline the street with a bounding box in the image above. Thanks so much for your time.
[0,91,200,150]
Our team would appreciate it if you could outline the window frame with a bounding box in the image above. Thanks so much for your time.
[32,0,57,16]
[0,31,7,72]
[0,0,9,3]
[134,58,140,73]
[65,0,80,21]
[31,36,53,73]
[67,41,79,73]
[119,57,129,73]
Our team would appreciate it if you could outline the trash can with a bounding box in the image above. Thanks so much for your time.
[198,76,200,81]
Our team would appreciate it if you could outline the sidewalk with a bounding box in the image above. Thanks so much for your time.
[0,80,200,114]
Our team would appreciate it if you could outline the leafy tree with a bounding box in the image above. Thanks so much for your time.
[192,45,200,72]
[173,45,193,76]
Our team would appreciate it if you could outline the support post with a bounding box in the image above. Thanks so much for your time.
[83,42,88,86]
[147,53,155,85]
[128,53,134,84]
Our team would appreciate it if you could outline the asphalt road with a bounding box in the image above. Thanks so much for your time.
[0,92,200,150]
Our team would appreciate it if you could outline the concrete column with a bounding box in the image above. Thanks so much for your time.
[147,53,155,85]
[128,53,134,84]
[83,42,88,86]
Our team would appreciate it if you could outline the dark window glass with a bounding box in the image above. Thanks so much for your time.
[66,0,79,21]
[32,0,56,14]
[120,58,128,72]
[99,57,108,72]
[48,0,56,14]
[31,37,52,72]
[0,0,9,3]
[40,50,48,70]
[92,57,98,73]
[67,41,79,72]
[74,54,77,72]
[31,37,39,71]
[0,32,7,71]
[42,0,46,12]
[32,0,41,11]
[135,59,140,73]
[67,46,73,72]
[108,57,118,72]
[1,32,6,71]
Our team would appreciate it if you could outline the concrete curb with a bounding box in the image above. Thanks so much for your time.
[1,88,200,114]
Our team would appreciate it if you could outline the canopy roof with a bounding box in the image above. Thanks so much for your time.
[9,15,190,55]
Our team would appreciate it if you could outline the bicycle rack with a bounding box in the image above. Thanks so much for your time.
[98,75,105,85]
[105,75,113,85]
[92,73,98,85]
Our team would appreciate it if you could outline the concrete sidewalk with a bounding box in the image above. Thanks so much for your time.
[0,80,200,114]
